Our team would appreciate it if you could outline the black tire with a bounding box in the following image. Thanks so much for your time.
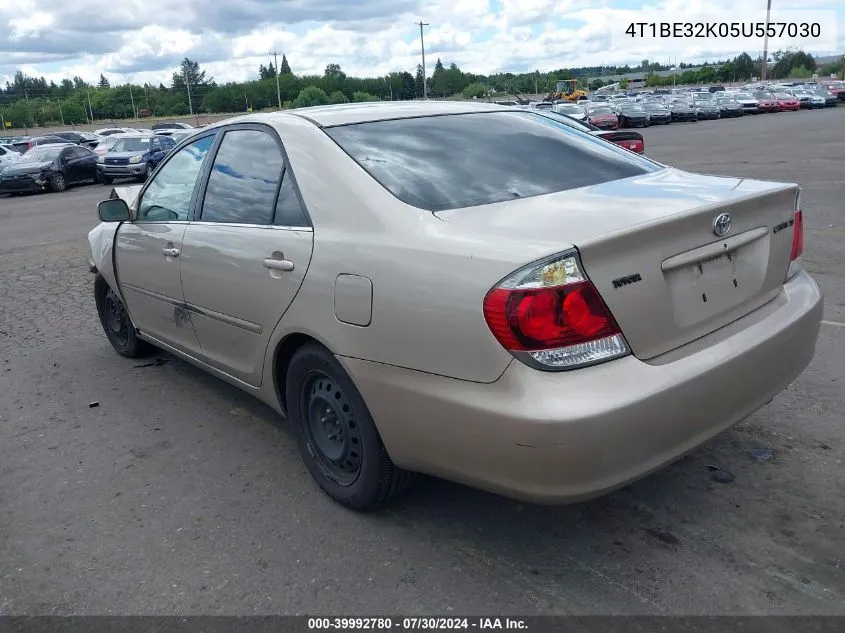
[94,276,152,358]
[143,163,153,181]
[101,174,113,185]
[50,172,66,192]
[286,343,415,511]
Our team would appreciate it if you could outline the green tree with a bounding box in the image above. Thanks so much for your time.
[98,74,110,88]
[618,78,629,89]
[462,82,487,99]
[172,58,214,91]
[280,55,292,74]
[62,101,87,124]
[293,86,330,108]
[645,74,663,87]
[414,64,425,97]
[352,91,379,102]
[788,65,812,79]
[324,64,345,80]
[258,63,276,80]
[329,90,349,104]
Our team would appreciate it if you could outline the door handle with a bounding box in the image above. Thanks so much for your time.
[162,248,180,258]
[263,258,294,272]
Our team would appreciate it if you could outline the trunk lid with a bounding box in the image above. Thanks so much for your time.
[435,168,798,360]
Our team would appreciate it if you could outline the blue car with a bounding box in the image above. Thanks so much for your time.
[96,134,176,183]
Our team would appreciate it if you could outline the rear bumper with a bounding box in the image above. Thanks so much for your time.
[343,269,823,504]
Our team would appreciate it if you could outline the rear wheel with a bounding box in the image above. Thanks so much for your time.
[95,277,151,358]
[286,343,415,511]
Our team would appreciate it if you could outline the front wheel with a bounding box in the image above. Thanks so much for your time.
[95,277,151,358]
[286,343,416,511]
[100,174,113,185]
[50,173,66,192]
[143,163,154,181]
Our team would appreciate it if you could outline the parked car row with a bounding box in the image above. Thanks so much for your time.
[520,81,840,132]
[0,122,199,195]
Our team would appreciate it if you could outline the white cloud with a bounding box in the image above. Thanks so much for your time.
[0,0,842,88]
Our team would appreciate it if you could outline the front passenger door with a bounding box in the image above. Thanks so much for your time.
[114,134,216,357]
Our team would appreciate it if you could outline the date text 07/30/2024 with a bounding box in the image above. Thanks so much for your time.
[307,617,528,630]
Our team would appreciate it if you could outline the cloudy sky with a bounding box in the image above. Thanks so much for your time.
[1,0,843,87]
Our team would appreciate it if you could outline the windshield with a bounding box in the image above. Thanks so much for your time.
[774,93,791,99]
[324,111,658,212]
[733,93,753,100]
[22,146,62,162]
[645,102,667,109]
[622,105,645,112]
[532,103,553,110]
[554,104,580,113]
[588,107,613,115]
[112,137,150,152]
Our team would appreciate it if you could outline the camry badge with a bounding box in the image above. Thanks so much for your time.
[713,213,732,237]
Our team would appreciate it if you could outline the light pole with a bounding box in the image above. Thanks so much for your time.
[761,0,772,81]
[184,67,193,115]
[416,20,429,99]
[270,51,282,109]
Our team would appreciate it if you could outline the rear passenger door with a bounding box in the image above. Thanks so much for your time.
[179,125,314,387]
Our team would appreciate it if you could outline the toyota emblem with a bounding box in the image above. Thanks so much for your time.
[712,213,732,237]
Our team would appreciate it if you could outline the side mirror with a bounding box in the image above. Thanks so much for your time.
[98,198,131,222]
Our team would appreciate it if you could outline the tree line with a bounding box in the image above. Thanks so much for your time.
[1,50,841,130]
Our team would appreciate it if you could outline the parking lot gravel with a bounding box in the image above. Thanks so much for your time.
[1,108,843,616]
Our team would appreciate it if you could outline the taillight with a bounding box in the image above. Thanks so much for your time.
[620,140,644,153]
[482,252,630,370]
[786,192,804,281]
[790,209,803,260]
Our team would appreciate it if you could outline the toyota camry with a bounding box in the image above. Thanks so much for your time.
[88,102,822,511]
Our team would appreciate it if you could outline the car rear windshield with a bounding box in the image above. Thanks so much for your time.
[112,137,150,152]
[324,112,659,212]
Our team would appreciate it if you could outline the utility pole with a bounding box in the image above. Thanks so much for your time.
[416,20,429,99]
[270,52,282,109]
[87,88,94,124]
[129,85,137,119]
[184,68,194,115]
[761,0,772,81]
[58,101,65,125]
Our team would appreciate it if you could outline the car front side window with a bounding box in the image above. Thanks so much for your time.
[137,135,215,222]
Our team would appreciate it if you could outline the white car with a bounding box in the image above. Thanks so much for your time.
[551,102,588,121]
[729,92,760,114]
[91,132,137,156]
[94,127,141,137]
[0,143,21,170]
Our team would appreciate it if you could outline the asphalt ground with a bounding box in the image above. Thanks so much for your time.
[0,107,843,616]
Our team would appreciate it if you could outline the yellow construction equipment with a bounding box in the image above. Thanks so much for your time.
[545,79,588,102]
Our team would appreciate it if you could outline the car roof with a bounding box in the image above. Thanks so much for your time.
[236,101,518,128]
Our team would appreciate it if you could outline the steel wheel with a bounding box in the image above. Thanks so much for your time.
[51,173,65,192]
[103,288,130,347]
[301,370,362,486]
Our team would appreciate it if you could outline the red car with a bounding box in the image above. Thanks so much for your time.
[753,91,782,112]
[585,106,619,130]
[823,81,845,102]
[773,93,801,111]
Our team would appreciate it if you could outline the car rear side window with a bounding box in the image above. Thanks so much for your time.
[200,129,283,225]
[273,170,308,227]
[325,112,657,212]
